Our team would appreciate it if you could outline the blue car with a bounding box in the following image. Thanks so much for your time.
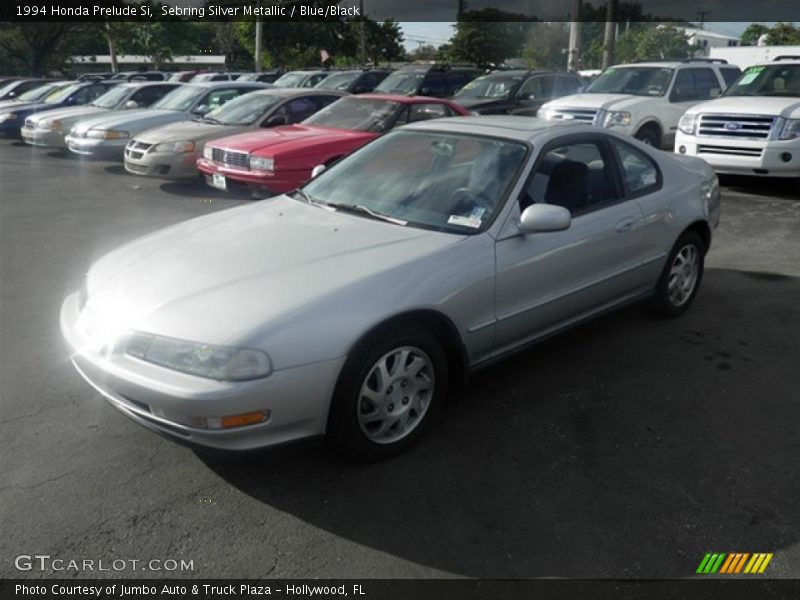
[0,80,119,137]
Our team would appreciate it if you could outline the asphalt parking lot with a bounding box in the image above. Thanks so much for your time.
[1,139,798,579]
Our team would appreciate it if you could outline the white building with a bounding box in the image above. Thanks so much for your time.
[709,45,800,68]
[68,54,226,74]
[680,27,740,57]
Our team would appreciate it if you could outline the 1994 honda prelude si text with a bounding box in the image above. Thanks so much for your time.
[60,117,721,460]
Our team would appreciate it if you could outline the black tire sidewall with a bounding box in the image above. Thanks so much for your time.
[326,322,449,461]
[635,127,659,147]
[653,231,705,317]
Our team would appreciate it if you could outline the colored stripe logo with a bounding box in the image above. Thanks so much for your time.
[697,553,773,574]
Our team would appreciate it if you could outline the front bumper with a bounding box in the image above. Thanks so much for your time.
[675,133,800,177]
[196,157,299,195]
[21,125,67,148]
[65,134,128,159]
[60,290,345,451]
[124,143,201,179]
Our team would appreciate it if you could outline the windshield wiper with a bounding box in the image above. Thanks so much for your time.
[293,189,333,210]
[326,202,407,226]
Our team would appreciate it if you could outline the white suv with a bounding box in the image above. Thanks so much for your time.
[674,58,800,178]
[537,60,741,149]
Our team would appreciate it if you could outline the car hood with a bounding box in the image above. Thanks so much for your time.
[0,100,61,115]
[70,108,185,136]
[545,92,650,111]
[84,196,460,348]
[133,119,246,145]
[211,125,375,155]
[685,96,800,119]
[28,105,109,124]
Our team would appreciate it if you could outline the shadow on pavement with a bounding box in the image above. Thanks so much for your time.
[201,268,800,578]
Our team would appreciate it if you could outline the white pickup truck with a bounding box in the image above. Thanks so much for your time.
[674,58,800,178]
[537,60,741,149]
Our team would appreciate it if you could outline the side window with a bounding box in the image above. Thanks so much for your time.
[554,75,583,96]
[409,103,449,122]
[306,74,328,87]
[517,76,550,100]
[420,73,446,97]
[446,73,467,96]
[203,88,242,110]
[392,106,410,127]
[71,85,98,104]
[315,95,342,110]
[720,67,742,88]
[130,85,172,106]
[670,69,697,102]
[284,97,319,121]
[612,140,660,195]
[521,140,618,215]
[692,68,720,100]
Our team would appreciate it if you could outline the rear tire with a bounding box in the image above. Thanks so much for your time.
[651,230,705,318]
[326,322,448,461]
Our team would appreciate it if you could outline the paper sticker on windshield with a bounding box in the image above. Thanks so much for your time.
[739,66,764,85]
[448,214,482,229]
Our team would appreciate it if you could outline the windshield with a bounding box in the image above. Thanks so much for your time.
[303,97,401,132]
[17,82,64,102]
[237,73,259,81]
[91,85,131,108]
[375,72,425,94]
[455,74,520,99]
[151,85,203,111]
[203,92,282,125]
[301,130,527,234]
[0,81,21,97]
[44,83,84,104]
[724,64,800,98]
[273,72,309,87]
[587,67,674,96]
[191,73,219,82]
[315,72,360,90]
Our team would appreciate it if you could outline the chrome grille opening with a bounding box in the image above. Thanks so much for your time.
[697,145,763,157]
[548,108,599,124]
[212,148,249,169]
[697,114,775,140]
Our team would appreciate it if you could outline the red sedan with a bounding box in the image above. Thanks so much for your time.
[196,94,470,195]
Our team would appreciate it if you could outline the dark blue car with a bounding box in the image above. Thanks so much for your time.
[0,80,119,137]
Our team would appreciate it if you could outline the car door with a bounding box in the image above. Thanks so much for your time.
[663,68,719,147]
[493,134,646,353]
[510,75,554,116]
[609,138,676,285]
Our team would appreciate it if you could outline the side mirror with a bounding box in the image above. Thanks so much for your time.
[311,164,326,178]
[518,204,571,233]
[124,100,138,109]
[192,104,209,115]
[265,114,288,127]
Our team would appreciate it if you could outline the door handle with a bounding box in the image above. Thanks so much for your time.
[616,218,635,233]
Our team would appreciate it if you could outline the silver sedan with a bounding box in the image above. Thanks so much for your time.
[60,117,720,460]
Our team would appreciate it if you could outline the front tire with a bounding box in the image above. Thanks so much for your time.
[652,230,705,317]
[326,323,448,461]
[635,126,660,148]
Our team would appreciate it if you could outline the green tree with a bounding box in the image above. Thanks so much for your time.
[740,24,771,46]
[523,23,569,70]
[450,9,534,67]
[0,23,78,75]
[614,24,691,63]
[764,22,800,45]
[408,44,439,62]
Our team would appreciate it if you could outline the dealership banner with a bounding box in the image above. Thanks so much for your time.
[2,0,799,22]
[3,580,800,600]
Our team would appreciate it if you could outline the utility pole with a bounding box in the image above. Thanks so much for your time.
[602,0,617,70]
[105,22,118,74]
[567,0,582,72]
[696,11,710,29]
[359,0,366,65]
[255,16,263,72]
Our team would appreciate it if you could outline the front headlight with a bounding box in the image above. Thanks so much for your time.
[203,145,214,160]
[537,107,555,120]
[154,140,196,154]
[87,129,129,140]
[42,119,63,132]
[603,111,632,128]
[0,113,17,122]
[126,332,272,381]
[679,113,697,135]
[249,156,274,171]
[778,118,800,140]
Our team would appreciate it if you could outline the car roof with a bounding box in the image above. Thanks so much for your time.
[190,81,268,89]
[353,93,455,104]
[402,115,590,142]
[251,87,348,98]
